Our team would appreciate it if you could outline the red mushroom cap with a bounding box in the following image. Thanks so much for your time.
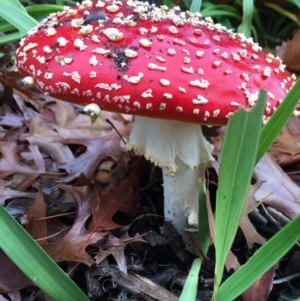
[16,0,297,125]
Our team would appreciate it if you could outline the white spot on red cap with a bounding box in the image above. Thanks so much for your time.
[63,71,81,83]
[124,72,144,84]
[169,26,178,34]
[79,24,93,35]
[142,89,153,98]
[167,48,176,56]
[124,49,138,58]
[92,48,110,55]
[190,79,210,89]
[106,4,119,12]
[159,103,166,110]
[139,27,148,35]
[160,79,170,86]
[23,43,38,52]
[173,38,185,45]
[148,63,167,71]
[192,95,209,104]
[46,28,57,36]
[196,51,204,58]
[74,38,88,50]
[263,67,271,77]
[55,56,73,65]
[71,18,84,28]
[182,66,194,74]
[44,72,53,80]
[139,38,152,47]
[163,93,172,99]
[57,37,68,46]
[103,28,123,41]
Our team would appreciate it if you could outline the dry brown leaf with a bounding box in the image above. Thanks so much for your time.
[241,265,277,301]
[269,117,300,165]
[240,183,266,247]
[0,180,36,205]
[0,134,45,179]
[96,246,127,274]
[0,250,32,293]
[26,188,119,266]
[253,154,300,219]
[92,162,141,231]
[276,30,300,72]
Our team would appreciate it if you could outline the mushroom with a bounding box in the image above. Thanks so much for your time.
[15,0,297,252]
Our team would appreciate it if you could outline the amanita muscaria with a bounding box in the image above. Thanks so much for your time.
[16,0,298,252]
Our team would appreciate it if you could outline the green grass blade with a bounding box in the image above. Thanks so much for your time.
[179,258,201,301]
[198,181,211,256]
[201,10,242,21]
[216,214,300,301]
[190,0,202,13]
[0,0,37,34]
[214,91,266,290]
[0,32,24,45]
[26,4,64,15]
[264,2,298,23]
[256,78,300,163]
[1,0,27,12]
[0,204,89,301]
[238,0,254,37]
[287,0,300,8]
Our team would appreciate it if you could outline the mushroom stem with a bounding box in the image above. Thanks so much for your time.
[162,159,204,251]
[127,116,214,253]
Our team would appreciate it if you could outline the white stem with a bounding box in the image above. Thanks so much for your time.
[163,160,201,252]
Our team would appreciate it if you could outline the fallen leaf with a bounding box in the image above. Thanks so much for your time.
[253,154,300,219]
[26,188,120,266]
[269,117,300,165]
[276,30,300,72]
[0,250,32,293]
[241,265,277,301]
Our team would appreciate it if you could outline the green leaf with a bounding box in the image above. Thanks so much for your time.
[0,31,24,45]
[264,2,298,23]
[214,91,266,290]
[237,0,254,37]
[216,214,300,301]
[179,258,201,301]
[0,204,89,301]
[256,78,300,163]
[190,0,202,13]
[287,0,300,8]
[0,0,37,34]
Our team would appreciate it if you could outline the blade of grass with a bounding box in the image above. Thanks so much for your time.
[256,78,300,163]
[238,0,254,37]
[0,204,89,301]
[1,0,27,12]
[214,91,266,291]
[216,214,300,301]
[178,258,201,301]
[190,0,202,13]
[0,32,24,45]
[0,0,37,34]
[264,2,298,23]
